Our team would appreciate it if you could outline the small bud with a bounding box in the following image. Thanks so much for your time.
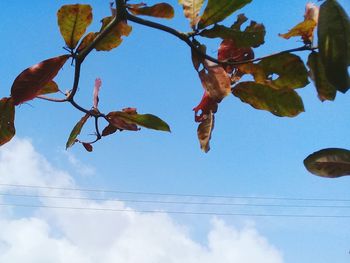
[304,3,319,23]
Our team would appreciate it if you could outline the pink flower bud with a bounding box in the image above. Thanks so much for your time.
[304,3,319,23]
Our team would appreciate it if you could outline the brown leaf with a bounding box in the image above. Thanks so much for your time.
[199,60,231,102]
[178,0,205,28]
[106,112,139,131]
[102,124,118,136]
[11,55,70,105]
[36,80,60,96]
[82,142,93,152]
[94,18,132,51]
[0,97,15,146]
[77,32,96,53]
[304,148,350,178]
[128,3,174,19]
[197,111,214,153]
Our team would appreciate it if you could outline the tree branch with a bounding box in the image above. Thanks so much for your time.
[126,13,317,66]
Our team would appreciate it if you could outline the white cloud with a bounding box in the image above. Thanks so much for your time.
[0,139,284,263]
[63,151,95,177]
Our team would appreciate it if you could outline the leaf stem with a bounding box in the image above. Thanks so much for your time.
[37,95,67,103]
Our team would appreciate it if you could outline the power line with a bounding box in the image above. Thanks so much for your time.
[0,202,349,218]
[1,192,350,209]
[1,183,349,202]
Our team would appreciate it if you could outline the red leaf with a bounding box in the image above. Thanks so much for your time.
[218,39,254,73]
[106,112,139,131]
[199,60,231,102]
[122,107,137,114]
[102,124,118,136]
[11,55,70,105]
[193,92,218,122]
[93,78,102,109]
[82,142,93,152]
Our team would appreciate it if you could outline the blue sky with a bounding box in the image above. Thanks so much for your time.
[0,1,350,263]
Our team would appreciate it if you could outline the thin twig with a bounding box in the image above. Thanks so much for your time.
[126,13,317,65]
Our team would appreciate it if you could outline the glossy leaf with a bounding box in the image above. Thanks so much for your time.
[258,53,309,89]
[57,4,93,49]
[197,111,214,153]
[36,81,59,96]
[66,113,90,149]
[128,3,174,19]
[178,0,204,28]
[200,20,265,48]
[11,55,70,105]
[304,148,350,178]
[107,111,171,132]
[307,52,336,101]
[198,0,252,29]
[82,142,93,152]
[94,18,132,51]
[199,60,231,102]
[318,0,350,93]
[0,97,15,146]
[279,19,317,44]
[232,82,304,117]
[77,32,96,53]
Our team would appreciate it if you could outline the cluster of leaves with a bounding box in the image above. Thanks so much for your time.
[0,0,349,178]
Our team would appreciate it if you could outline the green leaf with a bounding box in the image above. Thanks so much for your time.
[94,18,132,51]
[304,148,350,178]
[307,52,336,101]
[57,4,93,49]
[66,113,90,149]
[178,0,204,28]
[128,3,174,19]
[109,111,171,132]
[200,20,265,48]
[232,82,305,117]
[36,80,59,96]
[318,0,350,93]
[258,53,309,89]
[0,97,15,146]
[198,0,252,29]
[197,111,214,153]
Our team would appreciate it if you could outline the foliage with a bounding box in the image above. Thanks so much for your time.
[0,0,349,178]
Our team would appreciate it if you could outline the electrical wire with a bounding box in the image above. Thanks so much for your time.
[1,192,350,209]
[0,202,349,218]
[1,183,349,202]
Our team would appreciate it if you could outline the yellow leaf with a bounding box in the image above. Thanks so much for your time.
[57,4,93,49]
